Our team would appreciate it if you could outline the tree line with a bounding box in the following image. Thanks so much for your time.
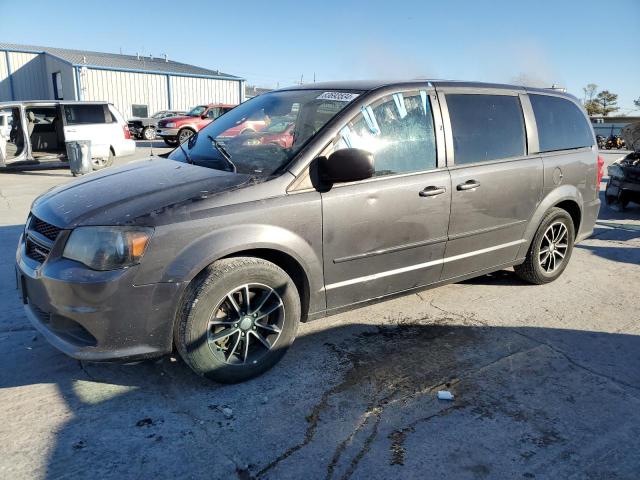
[583,84,640,117]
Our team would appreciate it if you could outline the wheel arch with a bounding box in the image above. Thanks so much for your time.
[163,225,325,322]
[517,185,584,259]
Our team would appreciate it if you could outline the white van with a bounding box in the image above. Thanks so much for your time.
[0,101,136,169]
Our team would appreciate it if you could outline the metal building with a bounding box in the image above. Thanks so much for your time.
[0,42,245,118]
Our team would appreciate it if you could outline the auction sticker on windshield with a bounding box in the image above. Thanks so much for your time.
[316,92,360,102]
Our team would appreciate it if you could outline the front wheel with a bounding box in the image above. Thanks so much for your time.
[178,128,195,144]
[163,138,178,147]
[514,208,575,284]
[175,257,301,383]
[142,126,156,141]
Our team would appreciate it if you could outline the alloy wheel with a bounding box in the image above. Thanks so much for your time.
[207,283,285,365]
[539,221,568,273]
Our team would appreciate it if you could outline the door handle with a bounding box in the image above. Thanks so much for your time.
[66,129,76,133]
[457,180,481,191]
[419,186,447,197]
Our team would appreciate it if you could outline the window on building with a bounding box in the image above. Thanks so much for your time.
[330,90,437,177]
[63,105,107,125]
[529,94,594,152]
[446,94,526,164]
[52,72,63,100]
[131,104,149,118]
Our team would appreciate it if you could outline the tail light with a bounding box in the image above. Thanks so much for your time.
[122,124,131,140]
[596,155,605,190]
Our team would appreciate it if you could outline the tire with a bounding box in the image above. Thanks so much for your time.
[91,149,114,170]
[175,257,301,383]
[178,128,195,144]
[163,138,178,147]
[142,126,156,141]
[514,207,575,285]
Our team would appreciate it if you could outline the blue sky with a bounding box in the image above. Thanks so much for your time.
[2,0,639,112]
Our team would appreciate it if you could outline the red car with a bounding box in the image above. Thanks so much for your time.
[238,121,295,149]
[156,104,234,146]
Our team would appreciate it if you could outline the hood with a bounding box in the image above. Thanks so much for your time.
[32,159,253,228]
[622,122,640,152]
[158,115,198,127]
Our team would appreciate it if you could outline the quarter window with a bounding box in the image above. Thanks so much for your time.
[530,94,593,152]
[331,90,437,176]
[446,94,526,165]
[63,105,106,125]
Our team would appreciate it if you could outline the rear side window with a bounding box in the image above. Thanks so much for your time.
[530,94,593,152]
[446,94,526,165]
[64,105,106,125]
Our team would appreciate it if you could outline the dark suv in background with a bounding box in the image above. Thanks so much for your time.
[16,80,601,383]
[127,110,186,141]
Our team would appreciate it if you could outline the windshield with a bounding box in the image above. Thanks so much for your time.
[186,105,207,116]
[169,89,360,176]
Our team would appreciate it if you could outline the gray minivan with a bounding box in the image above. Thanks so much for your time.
[16,80,602,382]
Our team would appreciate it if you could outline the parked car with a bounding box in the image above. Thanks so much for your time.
[16,80,601,383]
[225,119,292,148]
[0,101,135,169]
[156,104,235,146]
[128,110,186,140]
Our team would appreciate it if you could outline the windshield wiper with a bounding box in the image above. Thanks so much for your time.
[178,140,193,164]
[208,135,237,173]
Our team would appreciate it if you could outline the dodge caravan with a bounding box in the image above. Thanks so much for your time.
[16,81,602,383]
[0,101,135,169]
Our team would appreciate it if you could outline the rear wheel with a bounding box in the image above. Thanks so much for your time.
[163,138,178,147]
[91,149,114,170]
[175,257,301,383]
[514,208,575,284]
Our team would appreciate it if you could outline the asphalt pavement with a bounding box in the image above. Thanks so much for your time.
[0,150,638,479]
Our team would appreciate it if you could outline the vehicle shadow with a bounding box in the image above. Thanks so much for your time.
[3,319,640,479]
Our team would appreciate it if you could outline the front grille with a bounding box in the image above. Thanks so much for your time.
[24,215,62,264]
[26,238,50,263]
[30,216,62,241]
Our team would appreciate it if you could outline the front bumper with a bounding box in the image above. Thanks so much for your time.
[156,127,179,138]
[16,232,185,362]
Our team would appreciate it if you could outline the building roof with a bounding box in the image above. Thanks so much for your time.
[0,42,241,80]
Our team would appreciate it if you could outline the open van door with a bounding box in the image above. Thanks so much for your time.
[0,104,29,167]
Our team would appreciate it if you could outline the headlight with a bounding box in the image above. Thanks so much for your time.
[63,226,154,271]
[165,122,176,128]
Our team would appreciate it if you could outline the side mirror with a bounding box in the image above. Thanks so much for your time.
[201,114,208,119]
[318,148,374,183]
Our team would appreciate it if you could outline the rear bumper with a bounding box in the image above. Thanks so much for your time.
[16,234,185,362]
[116,139,136,157]
[576,197,601,243]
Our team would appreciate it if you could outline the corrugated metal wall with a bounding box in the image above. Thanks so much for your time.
[169,76,241,110]
[81,69,169,118]
[0,53,10,100]
[43,56,75,100]
[0,51,49,101]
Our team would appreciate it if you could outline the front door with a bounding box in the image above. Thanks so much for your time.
[321,88,451,309]
[439,90,543,279]
[0,105,28,165]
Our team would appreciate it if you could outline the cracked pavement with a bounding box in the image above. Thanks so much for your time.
[1,151,639,479]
